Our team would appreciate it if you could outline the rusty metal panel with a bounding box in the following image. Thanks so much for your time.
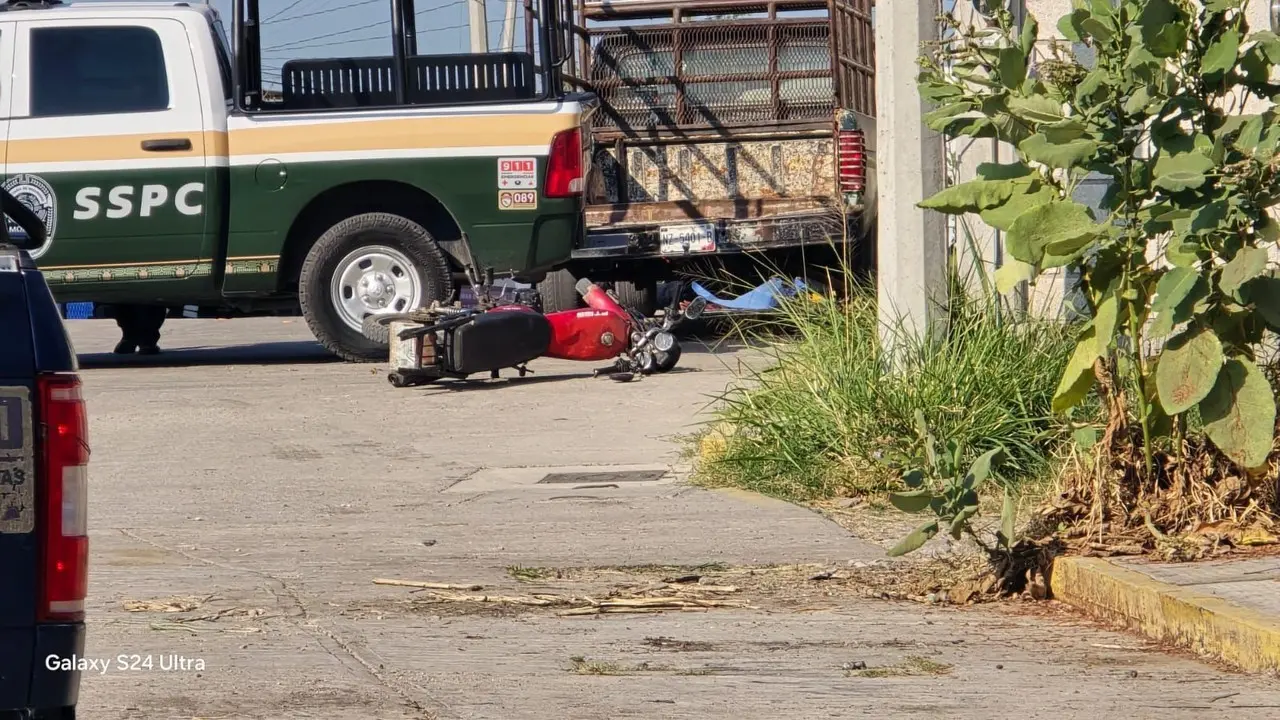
[832,0,875,116]
[588,20,836,132]
[584,196,835,226]
[588,138,835,205]
[581,0,829,20]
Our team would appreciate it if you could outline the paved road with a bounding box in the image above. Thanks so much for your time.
[68,318,1280,719]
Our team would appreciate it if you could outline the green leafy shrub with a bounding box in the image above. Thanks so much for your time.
[886,411,1015,557]
[918,0,1280,476]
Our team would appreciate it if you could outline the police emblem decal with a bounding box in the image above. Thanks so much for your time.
[2,174,57,259]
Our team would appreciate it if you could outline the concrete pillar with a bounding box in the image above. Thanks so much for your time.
[469,0,490,53]
[875,0,948,352]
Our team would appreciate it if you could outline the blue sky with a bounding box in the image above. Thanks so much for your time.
[75,0,891,88]
[80,0,527,86]
[223,0,526,86]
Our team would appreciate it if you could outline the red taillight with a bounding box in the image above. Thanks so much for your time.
[37,373,88,623]
[837,128,866,194]
[545,127,583,198]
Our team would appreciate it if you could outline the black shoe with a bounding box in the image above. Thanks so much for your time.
[137,344,161,356]
[113,341,137,354]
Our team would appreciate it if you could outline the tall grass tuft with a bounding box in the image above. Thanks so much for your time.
[695,278,1080,503]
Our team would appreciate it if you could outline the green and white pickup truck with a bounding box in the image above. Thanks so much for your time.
[0,0,586,361]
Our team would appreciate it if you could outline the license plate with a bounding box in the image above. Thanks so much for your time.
[0,387,34,534]
[659,223,717,254]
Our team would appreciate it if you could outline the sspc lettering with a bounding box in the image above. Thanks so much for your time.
[73,183,204,220]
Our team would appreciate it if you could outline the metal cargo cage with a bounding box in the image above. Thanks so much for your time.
[559,0,875,136]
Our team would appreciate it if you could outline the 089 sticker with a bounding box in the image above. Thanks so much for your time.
[0,387,34,534]
[499,190,538,211]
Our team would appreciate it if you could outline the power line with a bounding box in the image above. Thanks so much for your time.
[264,0,311,23]
[269,18,392,50]
[272,0,460,24]
[268,15,502,52]
[271,0,383,23]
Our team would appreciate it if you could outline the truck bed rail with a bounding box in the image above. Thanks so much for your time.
[281,53,537,110]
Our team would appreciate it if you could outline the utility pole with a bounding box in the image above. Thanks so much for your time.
[500,0,517,51]
[469,0,490,53]
[875,0,948,356]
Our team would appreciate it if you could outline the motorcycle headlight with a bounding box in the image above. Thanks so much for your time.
[654,331,676,353]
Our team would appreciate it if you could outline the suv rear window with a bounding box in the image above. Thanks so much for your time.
[30,26,169,117]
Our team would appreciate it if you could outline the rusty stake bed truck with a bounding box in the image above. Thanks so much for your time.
[536,0,877,314]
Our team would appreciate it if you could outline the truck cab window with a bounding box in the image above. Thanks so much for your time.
[30,26,169,117]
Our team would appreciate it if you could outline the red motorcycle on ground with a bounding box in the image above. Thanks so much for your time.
[364,246,706,388]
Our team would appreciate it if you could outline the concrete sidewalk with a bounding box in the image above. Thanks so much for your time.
[1051,555,1280,674]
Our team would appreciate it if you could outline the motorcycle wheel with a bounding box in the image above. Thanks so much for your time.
[653,343,682,373]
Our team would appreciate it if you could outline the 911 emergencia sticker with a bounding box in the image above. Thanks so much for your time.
[0,387,34,534]
[497,157,537,190]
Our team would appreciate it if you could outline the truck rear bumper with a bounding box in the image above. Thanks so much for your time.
[574,198,861,261]
[0,623,84,712]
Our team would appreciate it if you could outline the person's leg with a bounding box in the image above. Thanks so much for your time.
[112,305,137,354]
[135,306,167,354]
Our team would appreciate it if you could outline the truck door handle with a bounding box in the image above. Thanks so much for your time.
[141,138,192,152]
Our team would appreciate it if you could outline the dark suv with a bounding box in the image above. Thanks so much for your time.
[0,192,87,720]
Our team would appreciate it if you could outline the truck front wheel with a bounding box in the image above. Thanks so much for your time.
[299,212,453,362]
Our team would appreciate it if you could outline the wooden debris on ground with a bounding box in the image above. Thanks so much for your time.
[372,577,749,615]
[372,578,485,591]
[123,595,212,613]
[123,595,272,631]
[557,596,748,616]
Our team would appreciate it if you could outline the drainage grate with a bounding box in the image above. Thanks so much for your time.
[537,470,668,485]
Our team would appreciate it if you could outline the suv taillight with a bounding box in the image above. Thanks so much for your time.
[837,128,866,194]
[545,128,583,198]
[37,373,88,623]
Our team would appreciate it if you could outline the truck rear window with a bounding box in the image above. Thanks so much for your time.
[31,26,169,117]
[211,18,234,102]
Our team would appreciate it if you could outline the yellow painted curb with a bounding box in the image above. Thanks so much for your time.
[1050,556,1280,673]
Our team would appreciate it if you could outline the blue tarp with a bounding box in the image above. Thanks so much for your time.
[690,277,812,311]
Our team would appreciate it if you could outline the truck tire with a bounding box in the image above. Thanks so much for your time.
[610,280,656,316]
[538,268,581,314]
[299,212,452,363]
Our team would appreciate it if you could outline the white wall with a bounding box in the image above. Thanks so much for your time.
[953,0,1278,320]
